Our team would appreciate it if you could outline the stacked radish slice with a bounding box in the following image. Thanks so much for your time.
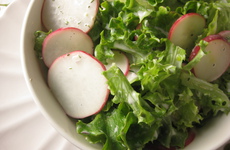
[41,0,130,118]
[44,29,109,118]
[105,51,130,76]
[168,13,230,82]
[218,30,230,43]
[42,27,94,68]
[43,27,129,118]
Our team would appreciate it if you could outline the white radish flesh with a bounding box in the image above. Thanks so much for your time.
[42,0,99,32]
[42,27,94,68]
[190,35,230,82]
[168,13,206,50]
[48,51,109,118]
[105,51,130,76]
[126,66,140,83]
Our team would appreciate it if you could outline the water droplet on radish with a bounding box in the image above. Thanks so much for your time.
[84,13,89,17]
[72,54,82,63]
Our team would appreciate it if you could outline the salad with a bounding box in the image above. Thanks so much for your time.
[34,0,230,149]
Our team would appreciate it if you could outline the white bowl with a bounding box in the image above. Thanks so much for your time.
[20,0,230,149]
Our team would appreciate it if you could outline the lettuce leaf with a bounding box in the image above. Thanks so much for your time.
[206,2,230,34]
[94,0,156,64]
[34,30,52,59]
[181,72,230,115]
[77,103,137,150]
[77,89,160,150]
[103,65,156,125]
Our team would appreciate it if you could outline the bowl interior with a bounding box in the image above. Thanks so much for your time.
[20,0,230,150]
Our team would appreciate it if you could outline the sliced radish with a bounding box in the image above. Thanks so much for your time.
[105,51,129,76]
[126,66,140,83]
[41,0,99,32]
[218,30,230,43]
[168,13,205,51]
[42,27,94,68]
[189,34,230,82]
[184,130,196,147]
[48,50,109,118]
[134,23,142,41]
[126,71,138,83]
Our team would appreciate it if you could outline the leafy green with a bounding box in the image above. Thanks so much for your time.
[207,2,230,34]
[34,30,52,59]
[77,103,137,150]
[103,65,156,125]
[181,72,230,115]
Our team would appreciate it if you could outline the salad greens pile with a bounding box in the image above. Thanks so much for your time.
[77,0,230,149]
[34,0,230,149]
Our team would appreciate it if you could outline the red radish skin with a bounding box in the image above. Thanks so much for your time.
[202,34,223,42]
[136,24,142,30]
[168,13,206,51]
[42,27,94,68]
[185,130,196,147]
[41,0,99,33]
[144,130,195,150]
[189,34,223,60]
[48,50,109,118]
[134,23,142,41]
[105,51,130,76]
[190,34,230,82]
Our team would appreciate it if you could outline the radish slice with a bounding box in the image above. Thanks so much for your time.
[185,130,196,147]
[134,23,142,41]
[190,34,230,82]
[41,0,99,32]
[126,66,140,83]
[48,50,109,118]
[42,27,94,68]
[105,51,130,76]
[168,13,205,51]
[218,30,230,43]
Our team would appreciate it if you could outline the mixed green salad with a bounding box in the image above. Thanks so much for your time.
[34,0,230,149]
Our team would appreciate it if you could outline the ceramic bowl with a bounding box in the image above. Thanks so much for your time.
[20,0,230,149]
